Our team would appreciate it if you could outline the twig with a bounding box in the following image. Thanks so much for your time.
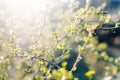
[38,57,60,68]
[97,27,120,30]
[97,0,107,11]
[14,55,60,68]
[69,41,88,72]
[34,26,44,45]
[33,66,40,80]
[58,32,69,42]
[43,65,53,80]
[85,0,91,11]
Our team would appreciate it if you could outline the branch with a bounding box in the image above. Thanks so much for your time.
[38,57,60,68]
[33,66,40,80]
[14,55,60,68]
[69,41,88,72]
[43,65,53,80]
[85,0,91,10]
[97,27,120,30]
[58,32,69,42]
[97,1,107,11]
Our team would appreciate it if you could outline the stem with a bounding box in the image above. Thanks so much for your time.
[14,55,60,68]
[69,41,88,72]
[43,65,53,80]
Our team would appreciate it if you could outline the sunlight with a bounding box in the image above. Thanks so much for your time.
[1,0,52,37]
[4,0,51,18]
[9,0,48,11]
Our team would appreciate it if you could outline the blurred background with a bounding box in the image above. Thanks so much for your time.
[0,0,120,80]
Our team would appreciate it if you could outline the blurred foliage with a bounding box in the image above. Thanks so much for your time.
[0,0,120,80]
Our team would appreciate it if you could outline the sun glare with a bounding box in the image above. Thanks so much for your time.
[0,0,52,36]
[5,0,50,17]
[9,0,48,11]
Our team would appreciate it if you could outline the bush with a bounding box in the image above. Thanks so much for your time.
[0,0,120,80]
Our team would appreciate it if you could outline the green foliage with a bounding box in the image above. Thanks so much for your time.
[0,1,120,80]
[115,22,120,28]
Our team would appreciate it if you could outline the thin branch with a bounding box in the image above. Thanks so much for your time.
[34,26,44,45]
[97,1,107,11]
[85,0,91,10]
[97,27,120,30]
[69,41,88,72]
[33,66,40,80]
[43,65,53,80]
[58,32,69,42]
[69,52,81,72]
[14,55,60,68]
[38,57,60,68]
